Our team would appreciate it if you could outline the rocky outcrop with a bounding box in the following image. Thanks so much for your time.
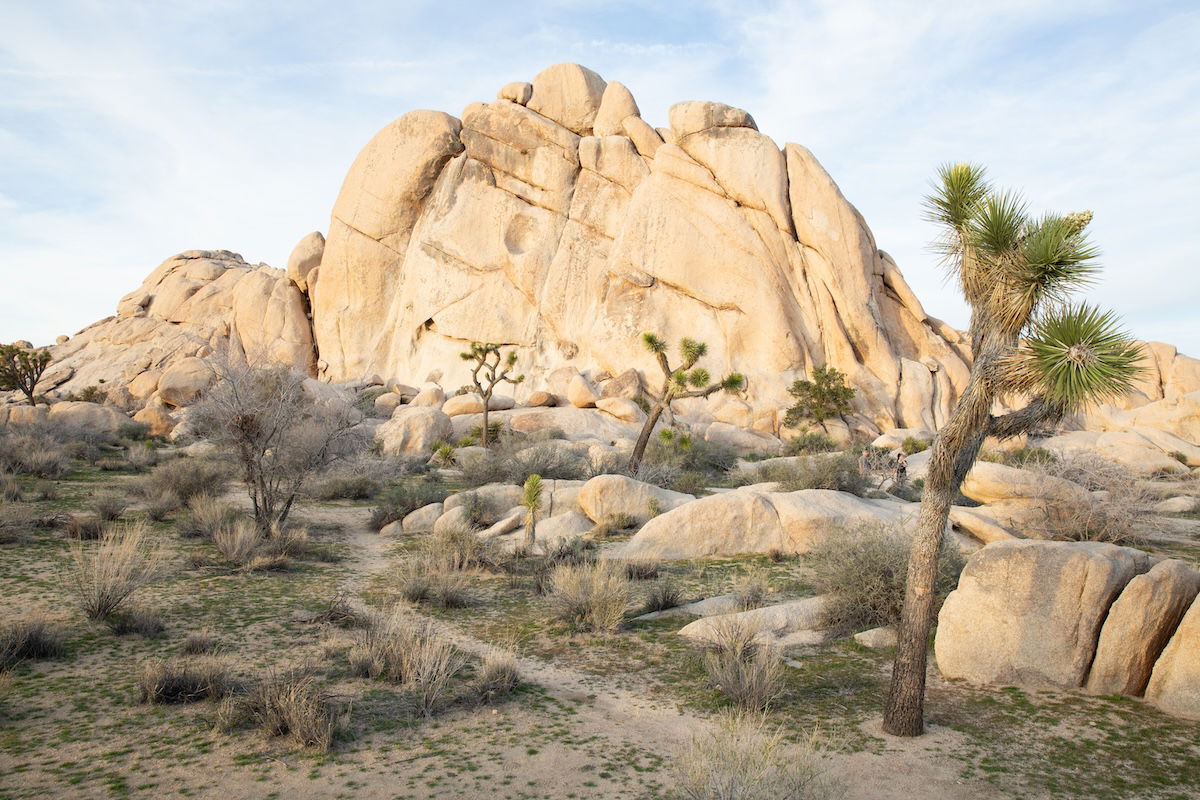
[1145,594,1200,719]
[42,250,315,405]
[309,62,973,436]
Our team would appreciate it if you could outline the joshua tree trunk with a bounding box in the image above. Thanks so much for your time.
[628,400,668,475]
[480,389,492,449]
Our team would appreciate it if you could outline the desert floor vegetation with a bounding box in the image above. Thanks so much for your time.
[0,435,1196,800]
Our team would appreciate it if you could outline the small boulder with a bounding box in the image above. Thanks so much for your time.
[1146,595,1200,719]
[443,394,486,416]
[527,390,558,407]
[596,397,645,424]
[410,384,446,408]
[1156,496,1199,514]
[567,375,600,408]
[678,596,834,647]
[47,401,129,435]
[402,502,444,534]
[497,81,533,105]
[157,357,213,407]
[854,626,898,650]
[286,231,324,292]
[374,392,404,415]
[578,475,693,525]
[132,402,175,437]
[375,407,453,455]
[527,63,607,135]
[599,368,642,400]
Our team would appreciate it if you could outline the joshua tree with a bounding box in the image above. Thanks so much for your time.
[882,164,1144,737]
[628,334,745,475]
[0,343,52,406]
[460,342,524,448]
[191,357,366,532]
[784,365,855,429]
[521,473,543,551]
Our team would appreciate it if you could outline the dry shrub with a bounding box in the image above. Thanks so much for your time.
[0,614,66,669]
[590,512,638,539]
[808,522,963,630]
[137,458,228,504]
[106,605,165,637]
[0,473,20,502]
[700,617,782,712]
[368,476,448,531]
[34,481,58,501]
[143,490,180,522]
[0,434,70,479]
[641,578,684,614]
[68,520,164,619]
[213,520,262,567]
[90,491,128,522]
[347,611,465,716]
[305,592,372,629]
[1029,454,1159,545]
[548,562,632,633]
[139,657,233,703]
[622,556,661,581]
[673,711,841,800]
[754,453,868,496]
[427,521,497,571]
[475,648,520,703]
[396,558,472,608]
[182,629,218,655]
[223,668,341,751]
[66,514,106,540]
[731,568,770,611]
[177,495,239,539]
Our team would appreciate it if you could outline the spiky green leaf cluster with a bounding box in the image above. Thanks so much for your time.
[642,332,667,354]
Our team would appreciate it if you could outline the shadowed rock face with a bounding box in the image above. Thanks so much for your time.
[309,62,973,436]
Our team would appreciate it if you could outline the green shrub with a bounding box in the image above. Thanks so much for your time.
[368,476,448,531]
[783,431,838,455]
[807,522,964,629]
[901,436,929,454]
[784,365,855,427]
[1169,450,1188,465]
[979,446,1057,467]
[760,453,869,496]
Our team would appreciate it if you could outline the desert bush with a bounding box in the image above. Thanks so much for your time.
[590,512,638,539]
[138,458,228,504]
[0,473,20,503]
[641,578,684,614]
[15,447,69,479]
[1028,454,1158,544]
[143,490,180,522]
[427,521,497,571]
[0,614,66,670]
[475,648,520,703]
[783,431,838,455]
[700,617,783,711]
[978,446,1057,468]
[33,481,58,501]
[90,491,128,522]
[182,629,218,655]
[458,435,586,488]
[105,604,166,637]
[65,514,106,540]
[348,611,466,716]
[623,556,661,581]
[901,436,929,454]
[644,429,737,482]
[548,562,632,633]
[261,524,309,559]
[672,711,840,800]
[139,657,232,703]
[306,472,378,501]
[731,568,770,611]
[68,521,163,619]
[224,668,341,751]
[396,557,472,608]
[1169,450,1189,465]
[808,522,963,629]
[305,592,373,629]
[213,520,262,567]
[368,476,448,531]
[177,495,239,539]
[758,453,868,496]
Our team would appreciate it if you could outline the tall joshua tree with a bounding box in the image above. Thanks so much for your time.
[460,342,525,448]
[882,164,1144,736]
[627,334,745,475]
[0,344,52,406]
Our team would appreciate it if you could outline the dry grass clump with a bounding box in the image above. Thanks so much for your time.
[807,522,963,630]
[68,520,164,619]
[731,568,770,611]
[142,489,180,522]
[218,668,342,752]
[136,458,228,504]
[0,433,70,478]
[0,614,67,670]
[90,491,128,522]
[475,648,521,703]
[347,611,466,716]
[106,605,166,637]
[590,512,639,539]
[1029,454,1159,545]
[622,556,661,581]
[213,520,262,567]
[700,617,783,712]
[673,711,841,800]
[641,578,684,614]
[548,562,632,633]
[182,629,219,655]
[65,514,106,540]
[426,521,498,571]
[139,657,233,703]
[396,558,472,608]
[0,473,20,502]
[177,495,239,539]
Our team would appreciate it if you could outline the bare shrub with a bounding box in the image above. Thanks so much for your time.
[731,568,770,611]
[228,668,341,751]
[808,522,963,629]
[139,657,232,703]
[622,556,661,581]
[0,473,21,502]
[305,592,372,629]
[700,617,782,711]
[368,475,448,531]
[143,490,180,522]
[177,495,239,539]
[182,629,218,655]
[213,520,262,567]
[136,458,228,504]
[548,562,632,633]
[19,448,70,479]
[34,481,58,501]
[190,357,367,530]
[753,453,868,496]
[68,520,163,619]
[642,578,684,614]
[65,514,106,540]
[475,648,520,703]
[0,614,67,669]
[1029,454,1159,545]
[106,605,166,637]
[90,491,128,522]
[673,711,841,800]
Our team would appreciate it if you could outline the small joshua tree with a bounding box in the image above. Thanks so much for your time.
[628,334,745,475]
[784,365,855,429]
[0,343,52,406]
[460,343,524,448]
[521,473,543,551]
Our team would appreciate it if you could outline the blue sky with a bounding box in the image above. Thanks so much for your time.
[2,0,1197,355]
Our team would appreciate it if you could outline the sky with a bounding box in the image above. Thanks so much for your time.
[1,0,1197,354]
